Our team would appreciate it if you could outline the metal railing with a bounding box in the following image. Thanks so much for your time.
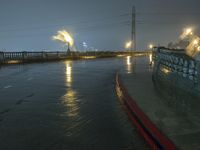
[0,51,151,64]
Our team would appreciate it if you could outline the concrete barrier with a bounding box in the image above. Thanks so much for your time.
[116,73,176,150]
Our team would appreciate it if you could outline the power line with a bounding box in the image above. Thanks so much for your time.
[127,12,200,15]
[131,6,136,51]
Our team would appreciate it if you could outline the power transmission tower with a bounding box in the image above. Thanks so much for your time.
[131,6,136,51]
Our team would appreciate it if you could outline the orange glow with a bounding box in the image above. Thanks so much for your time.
[82,56,96,59]
[161,67,171,74]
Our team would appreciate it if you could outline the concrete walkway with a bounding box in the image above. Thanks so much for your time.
[120,57,200,150]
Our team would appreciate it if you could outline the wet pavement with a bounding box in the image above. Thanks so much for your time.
[120,56,200,150]
[0,58,148,150]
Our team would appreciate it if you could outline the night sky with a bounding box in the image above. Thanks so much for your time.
[0,0,200,51]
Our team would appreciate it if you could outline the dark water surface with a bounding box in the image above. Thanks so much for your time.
[0,58,147,150]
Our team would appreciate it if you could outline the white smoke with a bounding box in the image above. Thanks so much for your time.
[52,30,76,51]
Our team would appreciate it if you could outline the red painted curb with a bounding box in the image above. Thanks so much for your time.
[115,73,176,150]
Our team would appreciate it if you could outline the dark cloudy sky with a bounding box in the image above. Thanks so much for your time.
[0,0,200,51]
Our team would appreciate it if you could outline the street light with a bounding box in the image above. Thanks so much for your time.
[149,44,154,49]
[125,41,132,50]
[186,28,193,36]
[193,39,198,45]
[197,46,200,51]
[180,27,193,39]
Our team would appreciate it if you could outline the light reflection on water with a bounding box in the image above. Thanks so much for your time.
[126,56,132,74]
[149,54,155,69]
[149,53,152,64]
[62,89,78,117]
[65,61,72,85]
[62,61,79,117]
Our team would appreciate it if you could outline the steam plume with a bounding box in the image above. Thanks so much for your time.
[52,30,74,47]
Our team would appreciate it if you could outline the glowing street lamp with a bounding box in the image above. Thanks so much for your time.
[149,44,154,49]
[125,41,132,50]
[186,28,193,35]
[197,46,200,51]
[193,39,198,45]
[180,27,193,39]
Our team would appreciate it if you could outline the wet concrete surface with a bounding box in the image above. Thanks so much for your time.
[0,58,148,150]
[120,56,200,150]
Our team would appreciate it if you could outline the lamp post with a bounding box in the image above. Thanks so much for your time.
[67,41,70,53]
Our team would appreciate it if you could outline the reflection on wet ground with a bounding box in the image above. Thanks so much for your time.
[0,58,148,150]
[62,61,79,117]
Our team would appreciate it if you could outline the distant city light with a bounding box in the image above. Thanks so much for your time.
[82,42,87,51]
[83,42,87,47]
[117,54,124,57]
[82,56,96,59]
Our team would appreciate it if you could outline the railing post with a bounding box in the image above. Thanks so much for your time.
[22,51,28,62]
[42,51,46,59]
[57,51,59,58]
[196,61,200,85]
[0,52,4,64]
